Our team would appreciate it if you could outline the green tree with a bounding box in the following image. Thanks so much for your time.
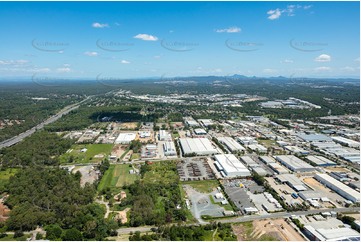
[63,228,83,241]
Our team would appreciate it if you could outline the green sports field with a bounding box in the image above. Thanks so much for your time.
[98,164,138,191]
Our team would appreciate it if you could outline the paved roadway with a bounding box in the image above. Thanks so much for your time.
[0,97,91,149]
[116,207,359,234]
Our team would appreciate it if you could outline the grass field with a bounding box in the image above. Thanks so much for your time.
[143,161,179,185]
[0,168,19,192]
[257,139,276,148]
[98,164,138,192]
[209,195,234,211]
[182,179,219,193]
[59,144,113,164]
[130,153,140,161]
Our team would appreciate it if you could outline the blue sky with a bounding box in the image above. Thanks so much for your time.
[0,1,359,79]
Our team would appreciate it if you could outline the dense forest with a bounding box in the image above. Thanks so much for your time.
[3,167,117,240]
[0,131,74,168]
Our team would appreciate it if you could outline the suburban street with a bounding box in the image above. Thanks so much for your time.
[0,97,91,149]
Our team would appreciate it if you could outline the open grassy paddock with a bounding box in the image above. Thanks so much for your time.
[98,164,138,192]
[181,179,219,193]
[59,144,113,164]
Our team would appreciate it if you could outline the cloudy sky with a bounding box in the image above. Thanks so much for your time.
[0,1,359,79]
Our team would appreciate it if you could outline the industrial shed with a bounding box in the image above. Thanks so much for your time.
[179,138,218,156]
[275,155,315,173]
[214,154,251,178]
[314,173,360,203]
[217,136,245,152]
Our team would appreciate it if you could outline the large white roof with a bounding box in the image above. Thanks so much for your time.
[115,133,136,143]
[215,154,251,177]
[179,138,218,155]
[218,136,245,151]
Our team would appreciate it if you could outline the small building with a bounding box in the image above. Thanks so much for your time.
[158,130,171,141]
[276,174,308,191]
[194,128,207,136]
[163,141,177,156]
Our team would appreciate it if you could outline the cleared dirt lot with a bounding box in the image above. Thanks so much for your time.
[111,144,128,158]
[116,122,139,130]
[232,219,305,241]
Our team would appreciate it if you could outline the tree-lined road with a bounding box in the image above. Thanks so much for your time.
[116,207,359,234]
[0,97,91,149]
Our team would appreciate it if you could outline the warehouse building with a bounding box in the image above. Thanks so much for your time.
[248,144,267,153]
[332,136,360,148]
[237,136,258,146]
[158,130,172,141]
[214,154,251,178]
[314,173,360,203]
[163,141,177,156]
[198,119,214,127]
[259,156,277,165]
[276,174,308,191]
[305,155,336,167]
[218,137,245,152]
[179,138,219,156]
[284,146,310,155]
[194,128,207,136]
[268,162,290,174]
[275,155,315,173]
[115,133,136,144]
[297,133,332,142]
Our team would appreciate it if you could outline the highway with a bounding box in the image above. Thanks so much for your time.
[0,97,90,150]
[116,207,359,234]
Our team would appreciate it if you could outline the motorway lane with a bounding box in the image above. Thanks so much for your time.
[0,97,91,149]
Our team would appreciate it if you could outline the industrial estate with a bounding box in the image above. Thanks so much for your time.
[0,1,359,241]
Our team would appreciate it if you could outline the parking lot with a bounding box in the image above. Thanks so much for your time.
[177,157,215,181]
[183,185,228,221]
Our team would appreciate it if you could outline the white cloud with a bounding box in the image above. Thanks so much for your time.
[267,9,282,20]
[63,64,71,67]
[314,66,331,71]
[84,51,98,57]
[154,55,161,59]
[340,66,355,72]
[133,34,158,41]
[215,26,241,33]
[315,54,331,62]
[281,59,294,64]
[263,68,277,73]
[0,59,29,65]
[268,5,312,20]
[56,67,71,73]
[92,22,109,28]
[120,60,130,64]
[355,57,360,62]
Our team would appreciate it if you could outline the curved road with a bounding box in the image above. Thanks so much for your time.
[0,97,91,149]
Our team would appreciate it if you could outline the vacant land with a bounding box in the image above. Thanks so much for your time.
[98,164,138,192]
[117,122,139,130]
[143,161,179,185]
[232,219,304,241]
[60,144,113,164]
[182,179,219,193]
